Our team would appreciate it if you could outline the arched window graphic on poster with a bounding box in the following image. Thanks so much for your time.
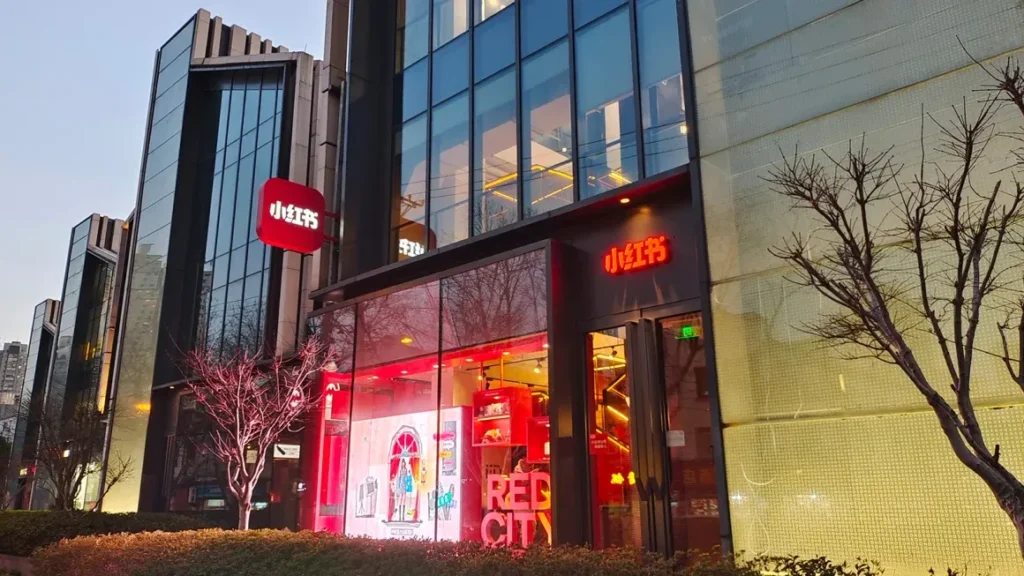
[387,427,423,525]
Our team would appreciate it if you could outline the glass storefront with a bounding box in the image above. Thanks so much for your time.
[306,250,551,544]
[305,247,722,552]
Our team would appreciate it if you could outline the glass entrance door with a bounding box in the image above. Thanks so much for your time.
[584,311,722,555]
[658,314,720,554]
[586,326,642,549]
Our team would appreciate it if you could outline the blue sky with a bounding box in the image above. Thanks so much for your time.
[0,1,325,343]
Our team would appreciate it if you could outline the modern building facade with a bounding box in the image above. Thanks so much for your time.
[301,0,709,557]
[292,0,1024,574]
[88,1,1024,573]
[102,10,322,523]
[4,300,59,507]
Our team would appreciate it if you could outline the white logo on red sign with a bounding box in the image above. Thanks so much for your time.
[269,201,320,231]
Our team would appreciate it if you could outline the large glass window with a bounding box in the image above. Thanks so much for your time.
[398,0,430,70]
[398,59,429,122]
[232,154,255,249]
[439,251,549,545]
[473,69,518,235]
[197,68,284,353]
[318,251,549,545]
[433,0,470,48]
[520,0,567,57]
[636,0,687,175]
[521,40,574,217]
[430,92,470,248]
[305,307,357,533]
[392,115,429,261]
[346,282,441,540]
[432,34,470,105]
[575,8,638,198]
[388,0,688,257]
[474,6,514,81]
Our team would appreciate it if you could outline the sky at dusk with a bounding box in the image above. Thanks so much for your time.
[0,1,325,343]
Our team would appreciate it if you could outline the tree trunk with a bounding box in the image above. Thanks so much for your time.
[238,500,252,530]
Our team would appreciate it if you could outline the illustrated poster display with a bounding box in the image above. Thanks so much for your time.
[344,406,474,541]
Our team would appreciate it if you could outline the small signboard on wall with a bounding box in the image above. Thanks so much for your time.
[273,443,301,460]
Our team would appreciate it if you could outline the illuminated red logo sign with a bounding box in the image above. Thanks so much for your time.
[256,178,326,254]
[602,235,670,275]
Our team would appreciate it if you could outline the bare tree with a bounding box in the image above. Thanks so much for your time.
[33,399,133,511]
[768,56,1024,557]
[181,336,333,530]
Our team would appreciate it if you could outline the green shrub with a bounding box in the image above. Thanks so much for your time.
[0,511,218,556]
[32,529,895,576]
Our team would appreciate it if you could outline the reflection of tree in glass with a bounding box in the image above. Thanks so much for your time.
[442,251,547,350]
[355,283,442,367]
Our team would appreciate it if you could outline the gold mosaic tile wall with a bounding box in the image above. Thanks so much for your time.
[691,0,1024,573]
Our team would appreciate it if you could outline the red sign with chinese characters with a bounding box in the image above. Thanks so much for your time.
[256,178,326,254]
[602,235,670,275]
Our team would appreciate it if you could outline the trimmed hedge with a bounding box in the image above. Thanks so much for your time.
[0,511,218,556]
[34,529,886,576]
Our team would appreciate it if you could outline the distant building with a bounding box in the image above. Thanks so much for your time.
[4,300,58,507]
[24,215,124,510]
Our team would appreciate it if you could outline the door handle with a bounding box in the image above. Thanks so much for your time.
[635,475,666,502]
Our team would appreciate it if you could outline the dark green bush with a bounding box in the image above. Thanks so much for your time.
[0,511,218,556]
[32,529,893,576]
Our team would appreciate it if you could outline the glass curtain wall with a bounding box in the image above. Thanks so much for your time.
[45,220,91,417]
[311,250,550,545]
[5,302,51,501]
[196,69,285,355]
[105,19,195,513]
[389,0,687,262]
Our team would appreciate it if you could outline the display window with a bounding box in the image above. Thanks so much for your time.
[307,250,551,546]
[304,306,356,533]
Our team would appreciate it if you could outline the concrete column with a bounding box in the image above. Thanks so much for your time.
[246,33,262,55]
[228,25,247,56]
[192,10,211,60]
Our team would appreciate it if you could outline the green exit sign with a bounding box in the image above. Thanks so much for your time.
[675,325,701,340]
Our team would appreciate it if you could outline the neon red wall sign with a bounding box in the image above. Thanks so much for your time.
[482,472,552,547]
[602,235,670,274]
[256,177,326,254]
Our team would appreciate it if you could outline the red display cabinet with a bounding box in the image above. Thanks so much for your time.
[472,387,531,447]
[526,416,551,464]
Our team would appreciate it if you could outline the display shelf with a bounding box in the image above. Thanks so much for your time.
[475,414,512,422]
[472,387,531,447]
